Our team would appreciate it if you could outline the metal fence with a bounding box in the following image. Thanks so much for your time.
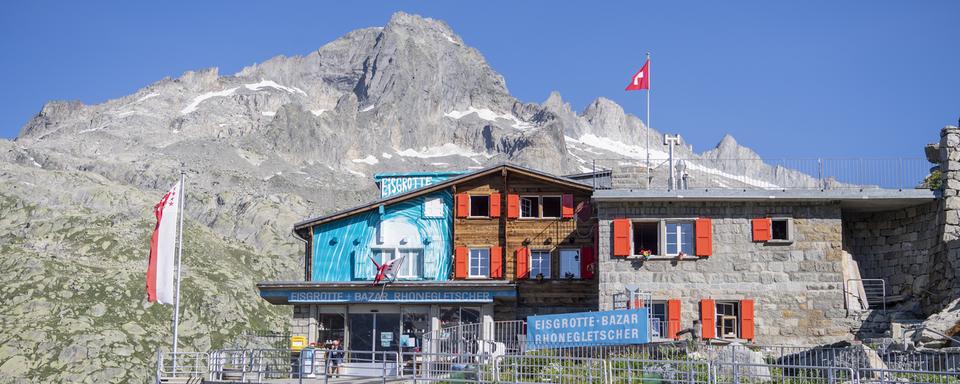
[157,345,960,383]
[591,157,933,191]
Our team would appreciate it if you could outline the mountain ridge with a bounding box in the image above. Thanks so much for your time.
[0,11,773,382]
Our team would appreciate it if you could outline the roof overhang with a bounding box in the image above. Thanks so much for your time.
[292,163,593,239]
[257,280,517,305]
[592,188,939,212]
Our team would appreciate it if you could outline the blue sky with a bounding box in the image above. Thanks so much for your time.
[0,1,957,158]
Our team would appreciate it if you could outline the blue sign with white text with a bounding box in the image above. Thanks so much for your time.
[526,309,650,349]
[277,289,516,303]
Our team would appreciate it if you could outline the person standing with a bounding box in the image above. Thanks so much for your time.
[328,339,344,378]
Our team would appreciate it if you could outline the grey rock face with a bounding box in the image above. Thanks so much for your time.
[0,11,802,382]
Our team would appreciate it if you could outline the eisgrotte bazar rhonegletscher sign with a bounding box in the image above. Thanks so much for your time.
[526,309,650,349]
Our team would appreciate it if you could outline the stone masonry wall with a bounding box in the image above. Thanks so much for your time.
[924,126,960,314]
[597,201,856,346]
[843,201,939,299]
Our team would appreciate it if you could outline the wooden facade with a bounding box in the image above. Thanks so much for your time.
[450,169,598,320]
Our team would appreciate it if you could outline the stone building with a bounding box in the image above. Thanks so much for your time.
[594,125,960,346]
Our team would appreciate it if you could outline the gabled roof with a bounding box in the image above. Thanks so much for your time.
[293,163,593,239]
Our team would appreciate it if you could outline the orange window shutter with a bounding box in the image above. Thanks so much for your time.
[490,193,502,218]
[506,194,520,219]
[740,299,755,341]
[580,246,595,279]
[561,194,575,218]
[515,247,529,279]
[612,219,631,257]
[454,247,468,279]
[667,299,682,340]
[456,193,469,218]
[700,299,716,339]
[695,218,713,257]
[490,246,503,278]
[752,218,771,242]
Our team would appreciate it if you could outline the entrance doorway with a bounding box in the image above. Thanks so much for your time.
[348,311,401,360]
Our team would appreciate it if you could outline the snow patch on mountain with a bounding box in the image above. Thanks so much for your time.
[567,134,669,160]
[310,109,327,116]
[396,143,492,159]
[685,162,781,189]
[351,155,379,165]
[444,106,533,130]
[181,87,239,114]
[243,79,307,96]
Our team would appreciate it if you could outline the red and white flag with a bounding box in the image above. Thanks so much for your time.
[146,181,181,304]
[369,254,406,285]
[625,60,650,91]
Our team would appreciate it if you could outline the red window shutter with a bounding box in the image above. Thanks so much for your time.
[612,219,631,257]
[454,247,468,279]
[456,193,469,218]
[490,193,501,218]
[752,218,771,242]
[515,247,529,279]
[580,246,595,279]
[740,299,755,341]
[506,194,520,219]
[695,218,713,257]
[700,299,716,339]
[561,194,575,218]
[667,299,682,340]
[490,246,503,278]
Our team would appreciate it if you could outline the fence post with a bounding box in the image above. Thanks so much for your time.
[818,158,824,189]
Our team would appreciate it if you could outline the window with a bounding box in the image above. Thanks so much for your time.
[541,196,562,218]
[530,250,551,279]
[771,218,792,242]
[375,248,421,279]
[520,196,538,218]
[716,301,740,339]
[423,196,444,218]
[469,195,489,217]
[559,249,580,279]
[651,302,668,339]
[632,221,660,255]
[469,248,490,277]
[665,221,695,256]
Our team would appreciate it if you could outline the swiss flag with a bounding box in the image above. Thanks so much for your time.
[625,60,650,91]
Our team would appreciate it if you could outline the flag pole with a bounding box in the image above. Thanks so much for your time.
[171,171,185,372]
[645,52,651,189]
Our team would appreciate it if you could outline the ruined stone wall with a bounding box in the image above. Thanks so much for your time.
[597,201,855,346]
[843,202,939,299]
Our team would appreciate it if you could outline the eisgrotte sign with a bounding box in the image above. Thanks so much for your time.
[526,309,650,349]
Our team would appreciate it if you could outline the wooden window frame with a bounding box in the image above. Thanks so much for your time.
[529,249,552,279]
[467,195,490,218]
[519,195,540,219]
[558,247,581,279]
[715,300,741,340]
[540,195,563,219]
[630,218,701,260]
[467,247,490,278]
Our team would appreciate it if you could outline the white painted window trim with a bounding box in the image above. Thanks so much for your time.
[370,246,422,279]
[558,248,581,279]
[519,195,540,219]
[467,195,490,218]
[467,248,490,278]
[664,220,696,256]
[529,249,552,279]
[540,195,563,219]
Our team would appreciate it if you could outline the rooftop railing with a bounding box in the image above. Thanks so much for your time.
[586,157,935,191]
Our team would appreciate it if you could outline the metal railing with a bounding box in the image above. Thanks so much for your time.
[155,350,210,383]
[591,157,932,191]
[161,343,960,383]
[846,278,887,313]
